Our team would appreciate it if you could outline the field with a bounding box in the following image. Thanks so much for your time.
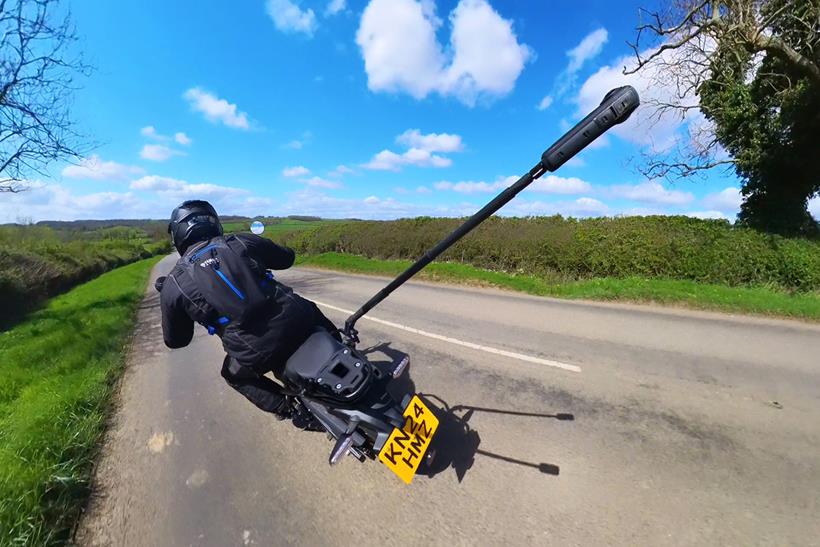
[0,257,161,545]
[222,217,339,235]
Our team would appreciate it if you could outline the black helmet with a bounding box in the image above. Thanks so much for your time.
[168,200,223,254]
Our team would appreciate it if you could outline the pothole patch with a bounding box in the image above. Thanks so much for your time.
[185,469,210,488]
[147,431,175,453]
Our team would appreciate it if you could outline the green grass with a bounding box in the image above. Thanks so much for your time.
[0,224,170,326]
[0,256,161,545]
[297,252,820,321]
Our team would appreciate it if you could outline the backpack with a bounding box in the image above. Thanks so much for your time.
[181,236,272,329]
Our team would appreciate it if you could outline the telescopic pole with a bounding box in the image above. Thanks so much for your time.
[343,86,640,343]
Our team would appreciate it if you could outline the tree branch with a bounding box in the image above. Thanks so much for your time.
[638,158,736,179]
[751,33,820,86]
[0,0,88,191]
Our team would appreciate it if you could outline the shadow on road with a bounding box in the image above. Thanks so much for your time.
[277,272,335,294]
[361,342,572,483]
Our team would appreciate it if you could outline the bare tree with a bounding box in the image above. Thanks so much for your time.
[1,0,89,193]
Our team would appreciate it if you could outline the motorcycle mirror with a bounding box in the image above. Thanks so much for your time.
[250,220,265,235]
[154,276,166,293]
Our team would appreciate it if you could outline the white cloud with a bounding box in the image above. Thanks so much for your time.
[509,196,609,217]
[278,189,481,219]
[175,132,192,146]
[303,176,342,189]
[809,195,820,220]
[283,131,312,150]
[129,176,183,192]
[537,95,553,110]
[566,28,608,75]
[574,197,609,215]
[330,164,354,177]
[539,28,608,107]
[434,174,591,195]
[130,175,248,200]
[141,126,191,146]
[279,189,423,219]
[61,155,144,181]
[395,186,433,195]
[702,187,741,212]
[140,144,185,162]
[183,87,250,129]
[283,165,311,177]
[0,183,152,222]
[396,129,463,152]
[140,126,168,141]
[442,0,534,104]
[325,0,346,16]
[609,181,694,205]
[686,210,729,220]
[356,0,444,100]
[575,38,711,152]
[618,206,669,217]
[0,180,272,223]
[364,148,451,171]
[529,175,592,194]
[364,129,463,171]
[356,0,531,106]
[266,0,317,36]
[434,177,511,193]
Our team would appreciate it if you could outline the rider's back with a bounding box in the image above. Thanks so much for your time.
[161,233,320,368]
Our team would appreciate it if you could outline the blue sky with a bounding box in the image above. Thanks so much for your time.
[4,0,782,223]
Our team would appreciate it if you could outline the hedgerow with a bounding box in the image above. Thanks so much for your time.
[278,216,820,290]
[0,225,170,324]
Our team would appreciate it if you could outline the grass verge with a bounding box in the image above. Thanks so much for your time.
[297,252,820,321]
[0,256,161,545]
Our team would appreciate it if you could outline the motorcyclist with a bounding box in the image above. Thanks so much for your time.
[158,200,336,427]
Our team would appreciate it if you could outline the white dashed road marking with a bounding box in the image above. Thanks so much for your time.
[312,299,582,374]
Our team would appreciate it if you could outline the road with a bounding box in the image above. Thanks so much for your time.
[77,254,820,546]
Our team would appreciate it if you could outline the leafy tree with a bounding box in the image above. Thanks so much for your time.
[1,0,88,193]
[628,0,820,235]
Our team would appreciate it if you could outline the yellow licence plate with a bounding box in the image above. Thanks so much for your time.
[378,395,439,484]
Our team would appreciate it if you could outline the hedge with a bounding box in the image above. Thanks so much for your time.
[278,216,820,291]
[0,225,170,325]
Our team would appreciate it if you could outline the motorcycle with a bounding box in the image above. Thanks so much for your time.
[159,86,640,484]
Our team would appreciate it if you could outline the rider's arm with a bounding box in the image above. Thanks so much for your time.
[235,233,296,270]
[160,275,194,348]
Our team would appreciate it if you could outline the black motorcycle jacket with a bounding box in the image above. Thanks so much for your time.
[160,233,323,368]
